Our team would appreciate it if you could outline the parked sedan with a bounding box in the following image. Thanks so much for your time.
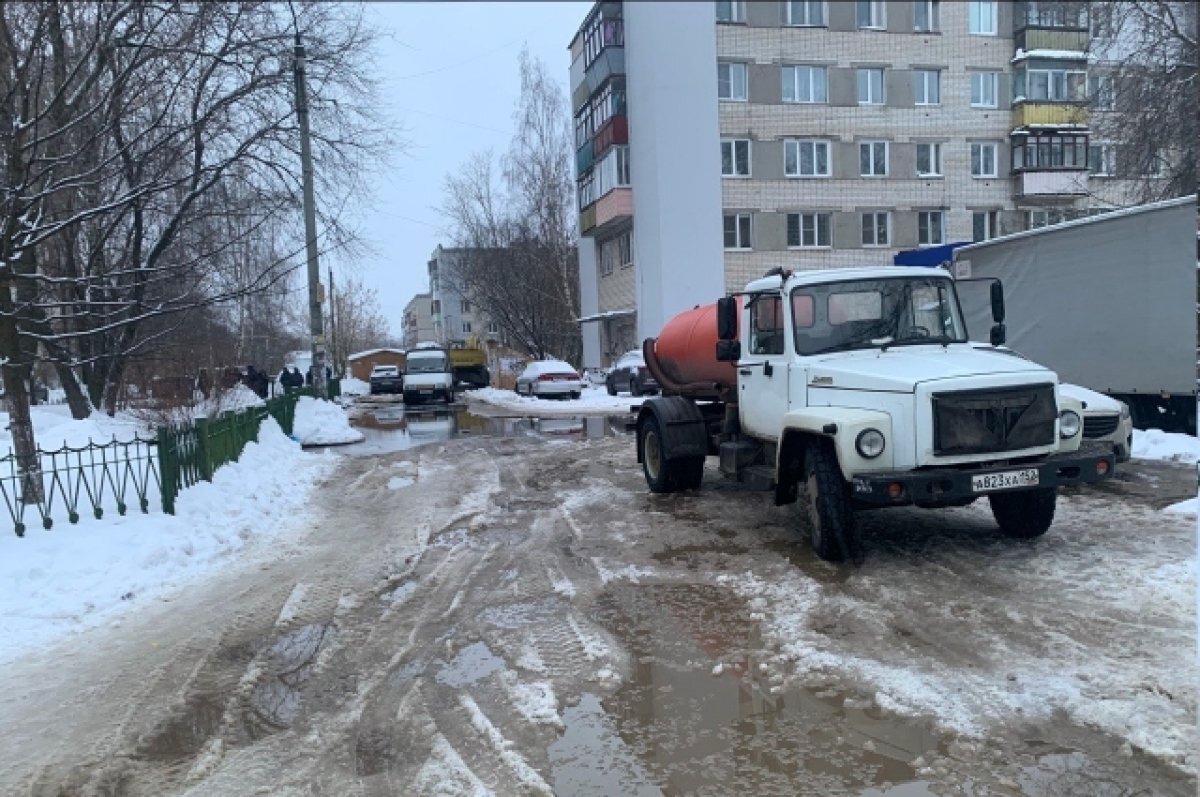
[606,350,658,396]
[369,364,403,395]
[1058,383,1133,463]
[515,360,582,399]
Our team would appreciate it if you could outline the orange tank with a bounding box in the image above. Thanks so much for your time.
[651,300,740,389]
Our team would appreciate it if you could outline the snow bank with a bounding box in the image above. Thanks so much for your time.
[467,385,644,417]
[1164,496,1198,515]
[339,377,370,396]
[1133,429,1200,464]
[0,419,336,662]
[292,396,364,446]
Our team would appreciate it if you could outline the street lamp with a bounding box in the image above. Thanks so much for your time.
[290,5,326,397]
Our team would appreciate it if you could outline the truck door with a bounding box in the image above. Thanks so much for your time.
[739,293,791,440]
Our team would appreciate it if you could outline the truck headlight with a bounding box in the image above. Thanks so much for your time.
[1119,402,1130,420]
[855,428,886,459]
[1059,410,1081,439]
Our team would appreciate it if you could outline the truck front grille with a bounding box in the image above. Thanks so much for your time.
[932,384,1057,457]
[1083,414,1120,439]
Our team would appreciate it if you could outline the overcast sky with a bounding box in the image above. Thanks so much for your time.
[341,2,590,337]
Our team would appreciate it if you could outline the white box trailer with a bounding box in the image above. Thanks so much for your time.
[952,196,1196,434]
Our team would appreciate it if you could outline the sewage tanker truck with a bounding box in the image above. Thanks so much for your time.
[635,266,1115,562]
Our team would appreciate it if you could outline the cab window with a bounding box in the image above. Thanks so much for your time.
[749,295,784,355]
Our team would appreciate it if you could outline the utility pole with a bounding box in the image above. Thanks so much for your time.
[328,265,337,376]
[293,31,326,397]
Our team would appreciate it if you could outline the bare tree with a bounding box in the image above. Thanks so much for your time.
[327,276,396,371]
[1089,1,1198,202]
[440,51,581,364]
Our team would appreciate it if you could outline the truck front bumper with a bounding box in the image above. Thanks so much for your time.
[849,447,1115,507]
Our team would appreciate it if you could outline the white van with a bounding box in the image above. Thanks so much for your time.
[403,349,453,405]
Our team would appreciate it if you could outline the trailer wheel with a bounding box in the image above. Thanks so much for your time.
[640,415,681,493]
[801,440,859,563]
[989,487,1056,539]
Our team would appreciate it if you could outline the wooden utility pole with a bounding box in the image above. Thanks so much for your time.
[293,31,326,397]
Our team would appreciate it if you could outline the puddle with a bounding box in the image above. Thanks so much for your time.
[434,641,506,688]
[243,623,332,740]
[343,406,629,456]
[549,693,662,796]
[585,584,942,795]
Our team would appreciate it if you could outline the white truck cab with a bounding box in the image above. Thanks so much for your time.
[637,266,1114,562]
[403,348,454,405]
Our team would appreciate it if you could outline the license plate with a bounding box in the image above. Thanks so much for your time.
[972,468,1040,493]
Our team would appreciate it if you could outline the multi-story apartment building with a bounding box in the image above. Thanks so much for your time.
[426,245,504,346]
[401,293,436,350]
[569,0,1174,370]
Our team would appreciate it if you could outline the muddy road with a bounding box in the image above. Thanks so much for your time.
[1,426,1194,796]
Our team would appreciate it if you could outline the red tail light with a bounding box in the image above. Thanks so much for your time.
[538,374,556,381]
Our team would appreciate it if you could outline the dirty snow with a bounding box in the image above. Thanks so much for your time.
[466,386,644,416]
[1133,428,1200,464]
[292,395,364,446]
[0,419,337,663]
[339,377,370,396]
[1165,496,1199,515]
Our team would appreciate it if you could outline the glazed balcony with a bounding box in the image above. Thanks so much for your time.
[1012,102,1089,129]
[1015,170,1089,197]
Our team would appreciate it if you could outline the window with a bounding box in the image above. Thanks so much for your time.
[1089,74,1114,110]
[1027,209,1065,230]
[717,61,747,101]
[857,1,886,29]
[916,142,943,176]
[969,1,997,35]
[914,0,940,31]
[971,142,998,177]
[787,0,826,26]
[918,211,945,246]
[787,212,832,248]
[857,68,885,104]
[972,210,998,242]
[582,13,623,69]
[600,236,616,275]
[724,213,752,249]
[971,71,998,107]
[462,321,472,334]
[1138,149,1165,177]
[1091,4,1113,38]
[1088,142,1116,176]
[784,139,832,177]
[749,295,785,355]
[715,1,744,22]
[1021,69,1087,101]
[721,139,751,177]
[619,230,633,267]
[1012,134,1088,170]
[487,321,500,335]
[861,212,890,246]
[914,70,941,105]
[460,299,471,313]
[859,141,888,176]
[577,171,596,209]
[783,65,828,103]
[1023,1,1086,28]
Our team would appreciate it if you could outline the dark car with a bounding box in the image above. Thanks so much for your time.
[369,364,403,395]
[605,350,658,396]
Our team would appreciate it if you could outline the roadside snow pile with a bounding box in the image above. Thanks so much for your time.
[467,385,644,416]
[0,419,336,662]
[339,377,369,396]
[292,396,364,445]
[1132,429,1200,464]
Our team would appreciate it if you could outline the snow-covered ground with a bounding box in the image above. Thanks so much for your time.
[339,376,370,397]
[0,396,360,663]
[466,385,645,416]
[1133,428,1200,465]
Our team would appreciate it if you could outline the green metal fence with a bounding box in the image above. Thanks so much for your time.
[6,390,315,535]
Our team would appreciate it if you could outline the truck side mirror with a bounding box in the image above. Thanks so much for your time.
[716,340,741,362]
[717,297,738,341]
[990,281,1005,323]
[990,323,1006,346]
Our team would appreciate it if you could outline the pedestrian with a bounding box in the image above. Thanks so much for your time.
[304,368,312,386]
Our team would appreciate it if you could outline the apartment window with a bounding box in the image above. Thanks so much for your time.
[859,141,888,176]
[916,142,943,176]
[716,1,744,23]
[971,142,998,177]
[600,236,616,275]
[969,1,997,35]
[462,321,473,334]
[1027,209,1065,230]
[1021,68,1087,102]
[1139,149,1165,177]
[914,0,940,32]
[1023,1,1086,28]
[724,213,752,249]
[616,145,630,184]
[783,65,828,103]
[1090,4,1114,38]
[1089,74,1114,110]
[583,14,623,69]
[1012,134,1088,170]
[1088,142,1116,176]
[787,212,832,248]
[784,139,832,177]
[857,1,886,29]
[618,230,633,267]
[577,171,596,209]
[487,321,500,335]
[971,72,998,107]
[972,210,999,242]
[721,139,751,177]
[857,68,885,104]
[718,61,747,101]
[861,212,890,246]
[787,1,826,26]
[914,70,941,105]
[460,299,471,313]
[918,211,945,246]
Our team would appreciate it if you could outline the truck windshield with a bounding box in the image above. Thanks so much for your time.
[407,356,447,373]
[791,277,967,356]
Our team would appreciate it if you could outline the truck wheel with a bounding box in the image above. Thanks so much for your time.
[989,488,1056,539]
[801,441,859,563]
[677,456,705,491]
[640,415,680,493]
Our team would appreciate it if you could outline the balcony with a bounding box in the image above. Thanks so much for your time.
[576,141,594,175]
[1015,28,1090,53]
[1015,170,1089,198]
[579,205,597,234]
[593,187,633,233]
[592,115,628,158]
[1012,102,1089,129]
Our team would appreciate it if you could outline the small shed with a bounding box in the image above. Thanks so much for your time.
[348,348,407,382]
